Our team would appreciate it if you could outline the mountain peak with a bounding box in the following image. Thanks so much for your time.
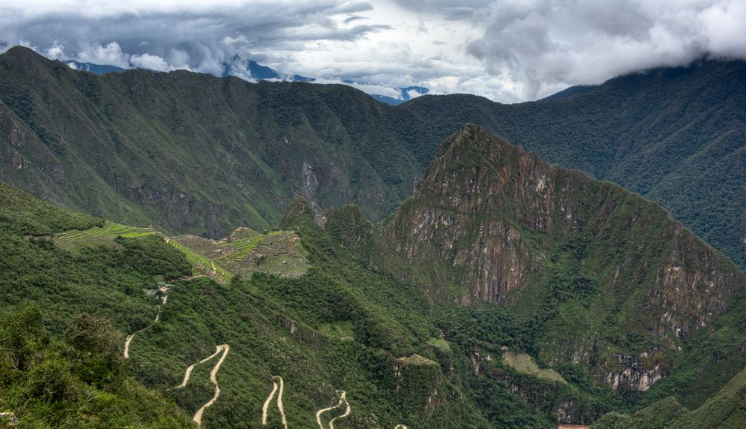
[0,45,46,66]
[424,124,530,192]
[436,123,525,159]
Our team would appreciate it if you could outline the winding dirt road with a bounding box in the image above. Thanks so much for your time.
[394,425,409,429]
[192,344,231,427]
[124,286,170,359]
[176,346,224,388]
[316,390,351,429]
[262,376,288,429]
[124,304,161,359]
[327,391,350,429]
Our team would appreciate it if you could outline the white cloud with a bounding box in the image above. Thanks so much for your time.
[1,0,745,102]
[130,53,172,71]
[44,40,65,59]
[467,0,746,100]
[76,42,130,68]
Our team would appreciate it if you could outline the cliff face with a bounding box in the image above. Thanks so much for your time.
[370,124,745,391]
[2,47,744,271]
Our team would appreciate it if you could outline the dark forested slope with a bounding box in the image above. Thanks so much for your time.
[1,46,743,270]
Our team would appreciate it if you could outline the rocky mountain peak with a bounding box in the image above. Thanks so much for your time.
[382,125,743,347]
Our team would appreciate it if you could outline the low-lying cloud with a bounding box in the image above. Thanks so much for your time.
[1,0,744,102]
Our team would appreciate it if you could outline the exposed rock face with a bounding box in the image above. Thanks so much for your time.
[603,351,667,392]
[369,124,745,390]
[381,125,743,337]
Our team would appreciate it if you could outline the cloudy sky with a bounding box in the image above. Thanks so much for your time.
[1,0,744,102]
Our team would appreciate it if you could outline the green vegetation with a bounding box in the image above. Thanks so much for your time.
[0,46,743,273]
[54,221,155,252]
[358,125,745,417]
[503,352,567,384]
[0,180,102,235]
[0,48,744,427]
[0,307,195,429]
[592,366,746,428]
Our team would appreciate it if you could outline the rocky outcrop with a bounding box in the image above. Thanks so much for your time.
[603,351,668,392]
[0,412,19,428]
[380,125,743,334]
[372,124,745,391]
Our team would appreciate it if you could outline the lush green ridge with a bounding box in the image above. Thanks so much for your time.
[1,126,744,429]
[0,308,195,429]
[0,47,743,271]
[0,179,583,428]
[0,181,194,428]
[591,366,746,428]
[323,125,746,414]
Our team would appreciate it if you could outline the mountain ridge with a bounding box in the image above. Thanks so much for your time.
[322,124,745,402]
[1,117,744,426]
[0,46,743,273]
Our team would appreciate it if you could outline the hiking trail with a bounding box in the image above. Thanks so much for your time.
[123,285,170,359]
[262,376,288,429]
[174,344,231,427]
[315,390,351,429]
[192,344,231,427]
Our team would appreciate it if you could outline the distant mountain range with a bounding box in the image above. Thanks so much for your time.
[370,86,430,105]
[2,46,744,273]
[65,60,127,74]
[64,56,427,105]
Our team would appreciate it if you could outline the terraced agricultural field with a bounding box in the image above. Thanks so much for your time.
[165,238,234,284]
[171,228,309,282]
[53,221,308,284]
[216,230,308,278]
[53,221,155,252]
[503,351,567,384]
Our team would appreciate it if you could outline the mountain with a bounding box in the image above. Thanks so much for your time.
[371,86,430,105]
[592,365,746,428]
[63,54,316,82]
[221,55,316,82]
[0,178,574,428]
[63,54,423,106]
[65,60,127,74]
[324,125,746,405]
[539,84,599,101]
[0,126,743,427]
[0,46,743,273]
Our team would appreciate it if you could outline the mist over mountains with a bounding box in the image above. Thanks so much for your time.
[0,41,744,429]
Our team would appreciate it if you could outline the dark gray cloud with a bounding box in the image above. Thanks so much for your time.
[0,1,385,76]
[1,0,745,102]
[390,0,493,19]
[344,15,368,24]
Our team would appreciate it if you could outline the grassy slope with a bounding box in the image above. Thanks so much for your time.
[0,47,743,271]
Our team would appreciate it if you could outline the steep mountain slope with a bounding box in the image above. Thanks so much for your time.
[0,181,195,428]
[1,46,743,272]
[1,179,570,428]
[592,365,746,428]
[1,119,743,427]
[0,45,423,237]
[398,62,746,270]
[325,125,745,406]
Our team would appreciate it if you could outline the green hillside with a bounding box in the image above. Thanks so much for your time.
[0,47,743,271]
[0,181,195,428]
[592,365,746,428]
[0,126,743,427]
[325,125,746,412]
